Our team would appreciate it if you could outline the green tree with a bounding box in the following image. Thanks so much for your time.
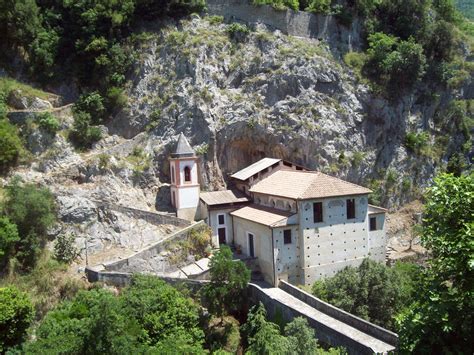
[0,119,24,173]
[243,303,291,354]
[69,110,102,149]
[121,275,204,347]
[364,32,426,92]
[0,0,41,50]
[2,178,56,269]
[397,173,474,353]
[203,245,251,319]
[25,288,148,354]
[53,233,79,264]
[284,317,319,354]
[0,217,20,268]
[0,286,34,353]
[311,259,419,330]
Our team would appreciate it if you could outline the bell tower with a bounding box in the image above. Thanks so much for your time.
[169,133,200,221]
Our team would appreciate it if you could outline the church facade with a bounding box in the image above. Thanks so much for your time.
[169,135,387,286]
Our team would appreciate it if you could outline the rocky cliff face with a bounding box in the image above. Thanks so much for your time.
[4,15,469,261]
[110,16,465,207]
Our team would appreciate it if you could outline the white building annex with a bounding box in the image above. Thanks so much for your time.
[170,135,388,287]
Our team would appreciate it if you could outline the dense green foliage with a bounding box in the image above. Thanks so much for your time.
[363,33,426,92]
[397,173,474,353]
[203,245,251,318]
[1,178,56,270]
[0,120,23,173]
[0,0,206,149]
[36,112,60,135]
[0,286,34,352]
[53,234,79,264]
[25,275,205,353]
[242,303,341,354]
[0,217,20,268]
[121,275,204,347]
[311,259,420,330]
[456,0,474,20]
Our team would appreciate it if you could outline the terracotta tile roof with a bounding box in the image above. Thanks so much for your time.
[200,190,250,206]
[230,204,296,227]
[250,170,371,200]
[231,158,281,181]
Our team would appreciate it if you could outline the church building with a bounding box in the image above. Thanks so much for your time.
[169,134,387,286]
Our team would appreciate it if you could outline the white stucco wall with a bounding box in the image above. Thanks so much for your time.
[298,195,371,285]
[273,225,301,285]
[233,217,275,285]
[368,213,386,262]
[179,186,200,209]
[178,159,198,184]
[209,208,235,246]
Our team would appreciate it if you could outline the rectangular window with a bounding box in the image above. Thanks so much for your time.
[347,199,355,219]
[313,202,323,223]
[283,229,292,244]
[218,214,225,225]
[369,216,377,231]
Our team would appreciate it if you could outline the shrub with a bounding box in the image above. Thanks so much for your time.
[188,226,212,258]
[106,86,128,111]
[36,112,60,134]
[0,217,19,268]
[0,286,34,352]
[226,23,250,41]
[253,0,299,11]
[207,15,224,25]
[53,234,79,264]
[74,92,106,124]
[404,131,429,154]
[69,111,102,149]
[306,0,331,14]
[343,51,367,79]
[0,119,23,173]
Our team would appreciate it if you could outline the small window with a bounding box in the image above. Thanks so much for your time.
[347,198,355,219]
[218,214,225,225]
[284,229,292,244]
[313,202,323,223]
[369,217,377,231]
[171,165,175,183]
[184,166,191,182]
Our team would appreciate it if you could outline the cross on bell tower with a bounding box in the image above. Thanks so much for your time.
[169,133,200,221]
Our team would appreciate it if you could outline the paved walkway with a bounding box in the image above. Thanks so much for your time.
[258,285,396,354]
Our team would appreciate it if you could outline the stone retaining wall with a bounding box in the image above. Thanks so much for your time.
[206,0,363,53]
[100,221,206,274]
[100,203,190,228]
[279,280,398,347]
[85,268,209,292]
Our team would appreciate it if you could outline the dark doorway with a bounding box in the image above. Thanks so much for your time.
[218,228,226,244]
[248,233,255,257]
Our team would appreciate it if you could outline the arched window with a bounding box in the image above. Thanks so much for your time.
[184,166,191,182]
